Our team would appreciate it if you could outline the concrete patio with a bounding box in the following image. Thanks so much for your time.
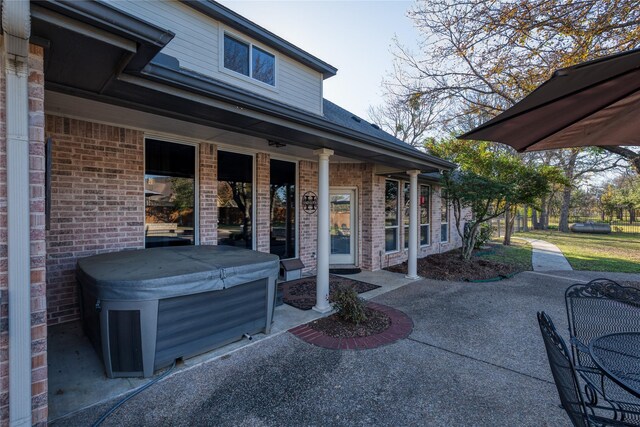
[51,269,640,426]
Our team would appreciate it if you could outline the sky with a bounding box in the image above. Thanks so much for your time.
[219,0,420,119]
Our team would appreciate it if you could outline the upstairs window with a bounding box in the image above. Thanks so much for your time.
[223,34,275,86]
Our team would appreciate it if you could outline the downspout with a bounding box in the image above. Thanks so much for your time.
[2,1,32,426]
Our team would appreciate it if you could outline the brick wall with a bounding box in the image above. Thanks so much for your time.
[363,170,385,270]
[0,44,48,426]
[296,161,465,272]
[298,160,318,271]
[199,143,217,245]
[255,153,270,253]
[45,116,145,325]
[29,44,48,427]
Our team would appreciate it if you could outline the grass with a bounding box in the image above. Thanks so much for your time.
[514,230,640,273]
[475,239,533,272]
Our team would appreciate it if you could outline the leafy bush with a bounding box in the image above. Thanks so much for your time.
[331,286,368,324]
[474,223,495,249]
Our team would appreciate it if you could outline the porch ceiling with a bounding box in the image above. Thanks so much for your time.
[31,0,453,172]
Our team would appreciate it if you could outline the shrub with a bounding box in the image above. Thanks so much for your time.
[474,223,495,249]
[331,286,368,324]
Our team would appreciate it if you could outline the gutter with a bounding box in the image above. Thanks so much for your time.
[2,0,33,425]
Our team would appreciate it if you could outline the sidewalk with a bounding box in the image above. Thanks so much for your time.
[518,237,573,271]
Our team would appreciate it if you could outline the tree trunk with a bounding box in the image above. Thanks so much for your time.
[461,222,480,260]
[532,208,540,230]
[540,199,548,230]
[559,150,578,233]
[630,208,636,224]
[523,205,529,232]
[503,203,516,245]
[559,185,572,232]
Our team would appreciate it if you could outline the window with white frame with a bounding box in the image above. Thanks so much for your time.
[420,185,430,246]
[385,180,399,252]
[223,33,275,86]
[441,189,449,242]
[403,182,410,249]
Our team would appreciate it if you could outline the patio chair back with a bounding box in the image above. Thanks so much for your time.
[538,311,590,427]
[565,279,640,369]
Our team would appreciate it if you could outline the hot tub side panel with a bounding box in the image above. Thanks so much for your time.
[154,278,269,370]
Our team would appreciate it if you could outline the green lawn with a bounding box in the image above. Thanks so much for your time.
[514,230,640,273]
[475,239,533,272]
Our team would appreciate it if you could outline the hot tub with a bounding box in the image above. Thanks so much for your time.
[77,245,279,378]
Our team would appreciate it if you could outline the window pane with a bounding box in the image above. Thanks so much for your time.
[404,226,409,249]
[270,159,296,259]
[441,223,448,242]
[420,185,430,225]
[441,189,449,223]
[218,151,253,249]
[145,141,195,248]
[224,34,249,76]
[385,180,398,226]
[420,224,429,246]
[252,46,275,86]
[403,183,410,226]
[385,228,398,252]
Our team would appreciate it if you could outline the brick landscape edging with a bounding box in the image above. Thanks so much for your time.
[289,302,413,350]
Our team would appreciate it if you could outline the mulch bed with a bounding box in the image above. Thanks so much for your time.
[279,275,380,310]
[385,248,517,282]
[289,302,413,350]
[308,307,390,338]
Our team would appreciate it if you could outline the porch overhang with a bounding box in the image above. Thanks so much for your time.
[31,0,454,172]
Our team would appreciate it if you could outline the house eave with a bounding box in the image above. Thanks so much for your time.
[138,60,456,171]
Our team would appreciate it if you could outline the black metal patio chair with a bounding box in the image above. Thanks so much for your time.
[565,279,640,404]
[537,311,640,426]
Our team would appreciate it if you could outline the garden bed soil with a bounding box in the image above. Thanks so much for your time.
[279,275,380,310]
[308,307,391,338]
[385,248,518,281]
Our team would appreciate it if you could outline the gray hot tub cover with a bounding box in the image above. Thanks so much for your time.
[77,246,280,301]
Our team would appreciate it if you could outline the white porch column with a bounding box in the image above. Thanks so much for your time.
[406,170,421,280]
[3,1,33,425]
[313,148,333,313]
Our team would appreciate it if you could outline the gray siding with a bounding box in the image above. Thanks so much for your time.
[106,0,324,114]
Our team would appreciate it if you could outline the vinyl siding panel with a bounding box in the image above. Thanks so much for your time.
[105,0,324,114]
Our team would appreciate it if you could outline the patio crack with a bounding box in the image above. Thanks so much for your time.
[406,337,554,385]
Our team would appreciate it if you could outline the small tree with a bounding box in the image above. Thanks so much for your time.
[444,170,510,259]
[430,138,561,257]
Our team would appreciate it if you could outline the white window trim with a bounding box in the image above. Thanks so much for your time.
[402,182,410,250]
[217,148,257,250]
[441,189,449,243]
[269,157,299,260]
[420,184,431,248]
[385,179,400,254]
[143,136,200,246]
[219,27,278,92]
